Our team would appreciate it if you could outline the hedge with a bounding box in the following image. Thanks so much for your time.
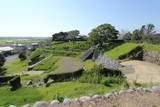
[0,75,21,91]
[44,69,83,83]
[9,76,21,91]
[0,76,14,85]
[100,68,123,77]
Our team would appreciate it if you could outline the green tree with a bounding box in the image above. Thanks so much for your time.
[18,52,27,61]
[88,24,119,47]
[0,53,5,74]
[131,29,141,41]
[122,32,132,40]
[0,53,5,67]
[131,24,156,41]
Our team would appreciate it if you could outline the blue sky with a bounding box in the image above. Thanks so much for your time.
[0,0,160,37]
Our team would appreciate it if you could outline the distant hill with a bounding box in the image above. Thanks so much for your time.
[0,36,49,40]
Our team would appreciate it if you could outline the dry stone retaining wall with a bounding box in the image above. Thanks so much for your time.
[143,50,160,65]
[8,86,160,107]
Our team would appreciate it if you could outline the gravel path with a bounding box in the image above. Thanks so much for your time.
[121,60,160,83]
[54,57,83,73]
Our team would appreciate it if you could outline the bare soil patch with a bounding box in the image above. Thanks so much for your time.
[54,56,83,73]
[121,60,160,83]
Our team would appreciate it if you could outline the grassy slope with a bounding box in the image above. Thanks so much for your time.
[33,56,59,73]
[105,43,160,59]
[4,58,29,74]
[0,82,121,106]
[105,43,139,59]
[37,41,89,57]
[143,43,160,52]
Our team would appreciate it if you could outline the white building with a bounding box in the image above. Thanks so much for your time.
[0,46,14,53]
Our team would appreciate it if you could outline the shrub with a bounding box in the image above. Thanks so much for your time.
[101,76,126,86]
[19,52,27,61]
[0,76,14,85]
[0,53,5,66]
[53,93,65,102]
[9,76,21,91]
[100,68,123,77]
[79,64,103,84]
[122,81,130,89]
[79,64,126,86]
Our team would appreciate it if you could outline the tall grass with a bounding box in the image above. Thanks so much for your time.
[79,64,127,86]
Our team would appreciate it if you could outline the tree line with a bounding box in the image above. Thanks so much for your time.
[52,23,160,47]
[122,24,160,44]
[52,30,87,41]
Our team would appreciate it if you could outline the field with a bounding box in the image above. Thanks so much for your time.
[0,82,121,106]
[33,56,59,73]
[1,41,160,106]
[37,41,89,57]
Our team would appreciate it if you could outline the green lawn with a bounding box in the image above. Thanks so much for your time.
[33,56,59,73]
[4,58,29,74]
[105,43,139,59]
[0,82,121,106]
[143,43,160,52]
[105,43,160,59]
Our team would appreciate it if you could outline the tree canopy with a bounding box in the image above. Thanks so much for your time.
[52,30,80,41]
[88,24,119,47]
[0,53,5,67]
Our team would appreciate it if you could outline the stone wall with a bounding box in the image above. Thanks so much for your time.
[80,46,134,73]
[93,50,123,69]
[143,50,160,65]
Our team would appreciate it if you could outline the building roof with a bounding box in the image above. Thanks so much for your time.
[0,46,14,52]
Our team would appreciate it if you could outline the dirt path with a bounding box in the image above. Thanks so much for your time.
[54,57,83,73]
[121,60,160,83]
[12,70,44,76]
[53,91,160,107]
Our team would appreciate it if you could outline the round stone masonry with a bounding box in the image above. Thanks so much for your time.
[63,98,72,104]
[22,104,31,107]
[49,100,60,106]
[33,101,49,107]
[79,96,91,102]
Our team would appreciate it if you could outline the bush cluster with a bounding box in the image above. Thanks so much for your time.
[9,76,21,91]
[0,75,21,90]
[79,64,126,86]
